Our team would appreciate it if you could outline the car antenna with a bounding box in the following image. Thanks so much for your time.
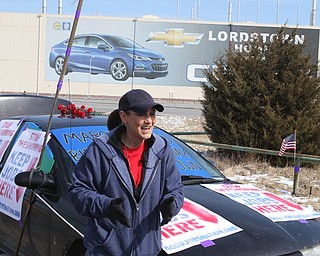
[15,1,84,255]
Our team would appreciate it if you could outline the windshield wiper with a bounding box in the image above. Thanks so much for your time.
[182,176,226,185]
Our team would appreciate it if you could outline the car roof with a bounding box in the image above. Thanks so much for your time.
[0,94,71,120]
[75,33,118,37]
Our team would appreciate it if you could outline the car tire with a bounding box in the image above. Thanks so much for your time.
[54,57,69,75]
[110,59,129,81]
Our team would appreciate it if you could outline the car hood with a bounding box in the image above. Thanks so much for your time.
[118,46,165,59]
[178,183,320,256]
[54,182,320,256]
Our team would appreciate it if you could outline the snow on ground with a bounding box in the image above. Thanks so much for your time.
[156,115,320,212]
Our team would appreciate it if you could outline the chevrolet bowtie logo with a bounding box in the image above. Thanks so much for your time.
[146,29,203,47]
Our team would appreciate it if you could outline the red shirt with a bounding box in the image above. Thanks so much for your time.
[122,141,145,187]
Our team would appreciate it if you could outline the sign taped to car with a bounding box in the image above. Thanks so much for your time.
[154,129,212,178]
[161,197,242,254]
[51,126,107,163]
[202,184,320,222]
[0,119,21,162]
[0,128,45,220]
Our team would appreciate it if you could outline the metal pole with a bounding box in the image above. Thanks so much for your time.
[297,1,300,25]
[131,18,137,90]
[310,0,317,26]
[15,1,84,254]
[228,0,233,23]
[36,15,42,95]
[237,0,240,22]
[257,0,260,23]
[276,0,279,24]
[176,0,180,19]
[58,0,63,15]
[42,0,47,14]
[88,56,94,98]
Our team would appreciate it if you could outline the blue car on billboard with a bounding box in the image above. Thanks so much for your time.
[49,34,168,81]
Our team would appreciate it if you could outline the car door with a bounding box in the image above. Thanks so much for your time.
[44,137,86,255]
[85,35,113,73]
[0,121,52,255]
[68,35,93,72]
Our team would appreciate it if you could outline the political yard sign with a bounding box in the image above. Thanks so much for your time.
[0,128,45,220]
[0,119,21,161]
[203,184,320,222]
[161,198,242,254]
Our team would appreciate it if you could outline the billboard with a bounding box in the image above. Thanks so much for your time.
[45,17,320,88]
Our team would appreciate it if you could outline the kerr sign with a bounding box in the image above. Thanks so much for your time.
[0,128,45,220]
[0,119,21,161]
[203,184,320,222]
[161,198,242,254]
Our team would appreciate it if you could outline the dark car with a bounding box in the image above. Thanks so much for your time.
[49,34,168,81]
[0,94,71,120]
[1,114,320,256]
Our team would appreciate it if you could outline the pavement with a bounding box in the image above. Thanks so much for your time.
[66,96,203,117]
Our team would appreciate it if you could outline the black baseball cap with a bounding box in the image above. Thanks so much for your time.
[119,89,164,113]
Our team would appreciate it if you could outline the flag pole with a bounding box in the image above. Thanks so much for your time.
[14,1,84,255]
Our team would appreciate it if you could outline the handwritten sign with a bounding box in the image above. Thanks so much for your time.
[51,126,107,163]
[161,198,242,254]
[0,119,21,161]
[154,129,211,178]
[202,184,320,222]
[0,128,45,220]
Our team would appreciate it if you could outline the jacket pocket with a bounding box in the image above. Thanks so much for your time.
[97,228,133,256]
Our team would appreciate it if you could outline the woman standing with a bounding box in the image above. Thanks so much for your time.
[69,89,184,256]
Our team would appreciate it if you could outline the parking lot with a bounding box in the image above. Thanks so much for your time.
[68,96,203,117]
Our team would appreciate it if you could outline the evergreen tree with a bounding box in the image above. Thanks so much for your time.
[201,27,320,157]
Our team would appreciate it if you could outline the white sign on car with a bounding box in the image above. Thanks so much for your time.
[0,119,21,162]
[0,128,45,220]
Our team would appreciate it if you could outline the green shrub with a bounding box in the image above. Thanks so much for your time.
[201,27,320,163]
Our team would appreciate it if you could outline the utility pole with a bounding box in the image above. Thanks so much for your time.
[237,0,240,22]
[297,1,300,25]
[228,0,232,23]
[310,0,317,26]
[176,0,180,19]
[257,0,260,23]
[58,0,63,15]
[276,0,279,24]
[42,0,47,14]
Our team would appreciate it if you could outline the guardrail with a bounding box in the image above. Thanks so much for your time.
[172,131,320,195]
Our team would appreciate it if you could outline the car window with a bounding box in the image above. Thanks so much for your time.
[105,36,143,49]
[153,128,222,178]
[51,125,222,179]
[88,36,107,48]
[48,137,75,192]
[69,36,86,47]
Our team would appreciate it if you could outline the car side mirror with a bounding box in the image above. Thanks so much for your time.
[98,44,108,51]
[15,170,55,190]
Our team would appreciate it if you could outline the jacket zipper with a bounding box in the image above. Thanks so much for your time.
[111,158,161,256]
[139,159,161,203]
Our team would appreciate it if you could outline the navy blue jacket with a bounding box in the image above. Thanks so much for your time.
[68,127,184,256]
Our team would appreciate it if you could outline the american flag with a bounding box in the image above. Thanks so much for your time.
[279,133,296,156]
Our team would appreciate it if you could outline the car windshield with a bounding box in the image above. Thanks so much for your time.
[51,125,224,180]
[103,36,143,49]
